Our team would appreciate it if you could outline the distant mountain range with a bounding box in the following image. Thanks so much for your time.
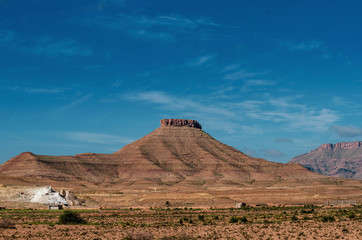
[289,141,362,180]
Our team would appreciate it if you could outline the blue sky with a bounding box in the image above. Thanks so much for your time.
[1,0,362,163]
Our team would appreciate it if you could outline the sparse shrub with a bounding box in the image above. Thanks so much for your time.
[0,218,15,229]
[58,210,87,224]
[240,216,248,223]
[300,209,314,214]
[321,215,335,222]
[291,215,298,221]
[230,216,239,223]
[229,216,248,223]
[348,213,355,219]
[165,201,171,207]
[198,215,205,221]
[303,216,311,220]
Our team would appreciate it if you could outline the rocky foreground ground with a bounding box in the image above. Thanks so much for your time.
[0,205,360,239]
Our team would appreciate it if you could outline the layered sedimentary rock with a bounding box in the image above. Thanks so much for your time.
[318,141,362,150]
[290,141,362,180]
[160,119,202,129]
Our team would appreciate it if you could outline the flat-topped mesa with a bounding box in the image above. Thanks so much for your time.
[318,141,362,150]
[160,119,202,129]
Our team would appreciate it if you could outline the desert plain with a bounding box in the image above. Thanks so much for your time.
[0,205,361,239]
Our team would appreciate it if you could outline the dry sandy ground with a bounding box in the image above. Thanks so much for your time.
[0,221,360,239]
[0,206,360,239]
[1,183,361,209]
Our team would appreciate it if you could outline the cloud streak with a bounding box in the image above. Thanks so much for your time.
[64,131,134,144]
[0,30,92,57]
[123,90,339,134]
[83,12,223,42]
[223,70,256,81]
[12,86,69,94]
[260,149,286,159]
[275,138,294,143]
[330,125,362,137]
[279,40,324,51]
[125,91,234,117]
[185,55,214,67]
[238,96,339,132]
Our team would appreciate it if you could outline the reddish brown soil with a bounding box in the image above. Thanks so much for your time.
[0,206,360,239]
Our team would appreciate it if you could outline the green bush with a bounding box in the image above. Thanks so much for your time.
[300,209,314,214]
[58,210,87,224]
[229,216,248,223]
[321,215,335,222]
[230,216,238,223]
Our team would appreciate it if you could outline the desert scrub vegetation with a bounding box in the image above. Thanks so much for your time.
[320,215,335,222]
[230,216,248,223]
[0,205,360,239]
[0,217,15,229]
[58,210,87,224]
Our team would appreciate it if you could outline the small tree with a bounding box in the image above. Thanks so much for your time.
[58,210,86,224]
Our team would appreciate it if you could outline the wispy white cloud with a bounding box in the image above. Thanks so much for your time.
[155,15,218,28]
[112,80,123,88]
[30,37,93,57]
[122,89,340,134]
[275,137,294,143]
[260,148,286,159]
[0,31,92,57]
[63,131,134,144]
[125,91,234,117]
[121,13,218,29]
[56,93,93,114]
[185,55,214,67]
[239,96,339,132]
[223,70,256,81]
[132,30,174,41]
[0,30,15,43]
[83,12,223,42]
[279,40,324,51]
[221,64,240,73]
[12,86,69,94]
[98,0,126,8]
[242,79,275,92]
[244,79,275,87]
[330,125,362,137]
[331,96,348,106]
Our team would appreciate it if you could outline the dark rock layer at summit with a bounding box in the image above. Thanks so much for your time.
[289,141,362,180]
[160,119,202,129]
[0,119,331,189]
